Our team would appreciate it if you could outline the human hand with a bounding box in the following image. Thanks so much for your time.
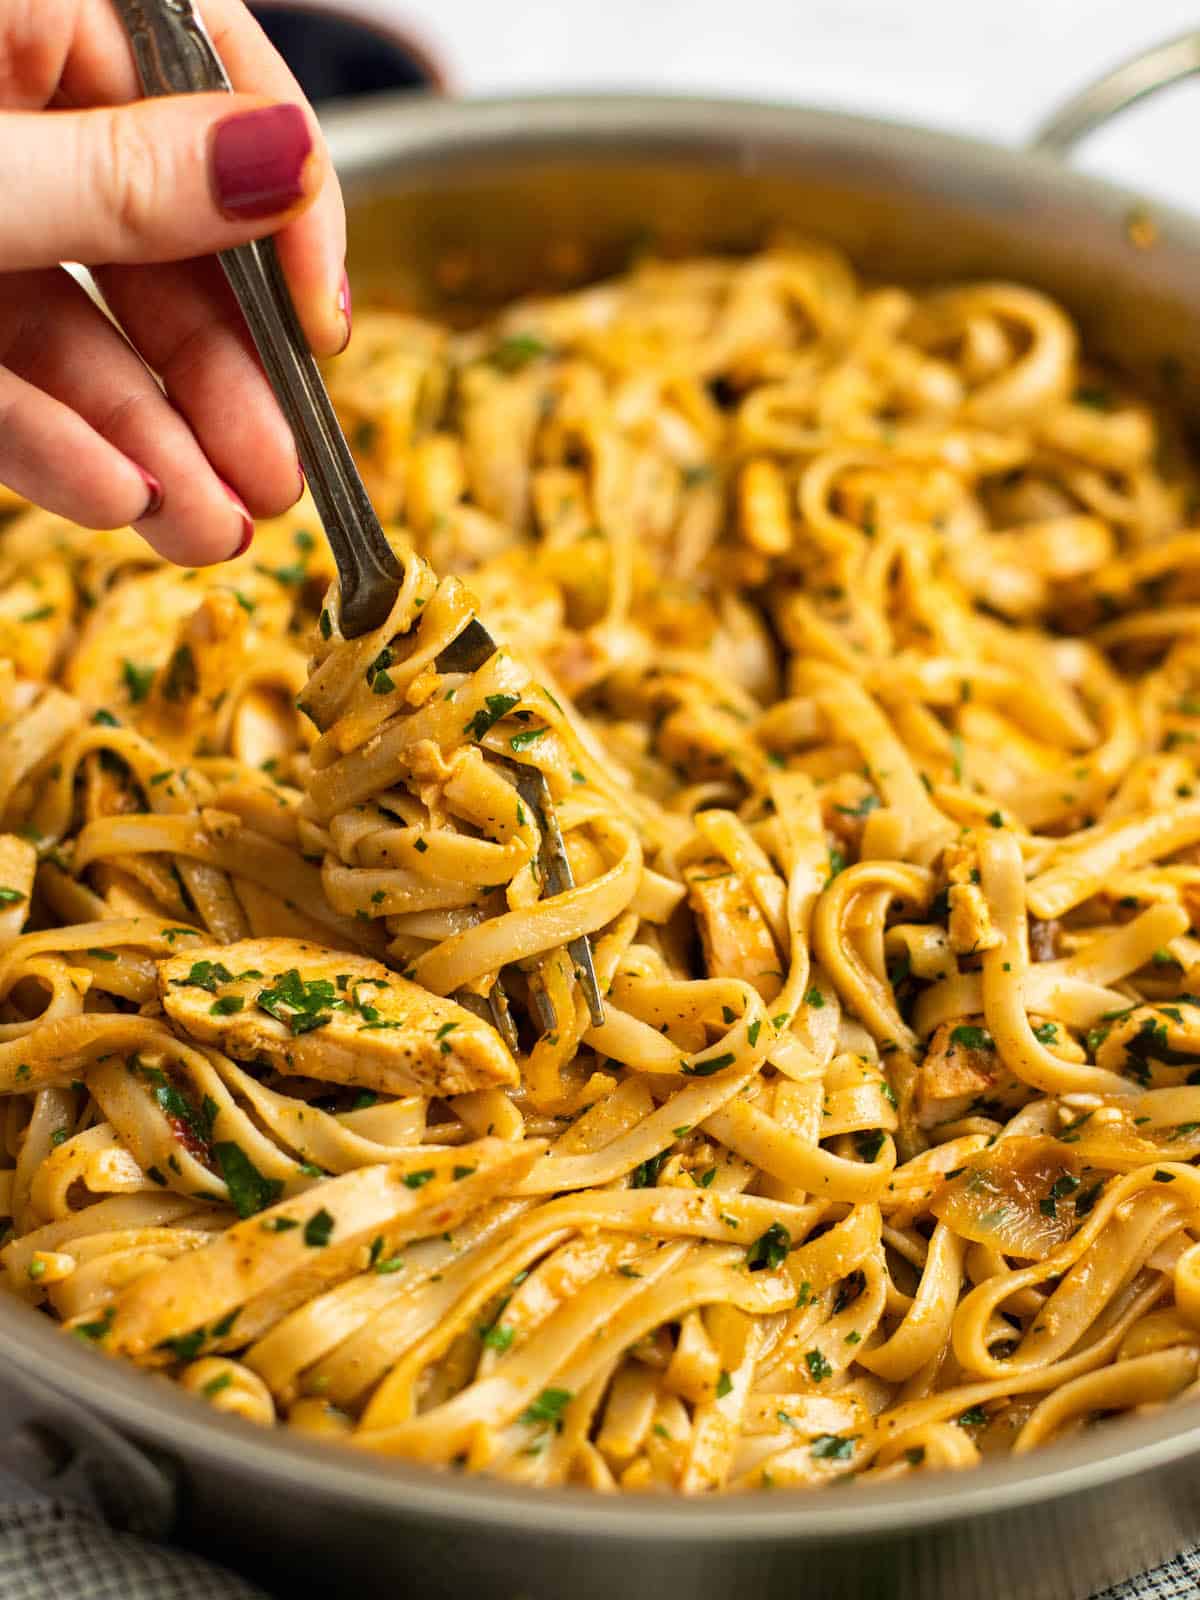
[0,0,348,563]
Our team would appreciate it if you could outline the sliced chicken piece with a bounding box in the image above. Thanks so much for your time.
[941,837,1001,956]
[914,1018,1027,1129]
[685,857,782,1001]
[159,937,517,1096]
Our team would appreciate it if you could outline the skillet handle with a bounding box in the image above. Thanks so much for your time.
[1030,30,1200,157]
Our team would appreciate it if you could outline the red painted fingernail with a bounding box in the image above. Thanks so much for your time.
[211,104,314,221]
[136,467,163,519]
[337,270,352,352]
[220,480,254,558]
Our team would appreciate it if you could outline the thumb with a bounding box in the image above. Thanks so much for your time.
[0,95,323,270]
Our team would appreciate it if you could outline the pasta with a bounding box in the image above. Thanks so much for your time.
[3,242,1200,1494]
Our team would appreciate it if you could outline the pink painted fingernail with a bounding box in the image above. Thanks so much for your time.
[337,270,352,352]
[136,467,163,519]
[220,480,254,558]
[211,104,314,221]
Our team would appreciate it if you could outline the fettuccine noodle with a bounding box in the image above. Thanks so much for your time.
[2,244,1200,1493]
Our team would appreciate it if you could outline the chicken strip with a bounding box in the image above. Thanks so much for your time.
[684,858,782,1002]
[159,938,517,1097]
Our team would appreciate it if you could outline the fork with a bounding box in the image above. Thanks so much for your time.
[110,0,605,1033]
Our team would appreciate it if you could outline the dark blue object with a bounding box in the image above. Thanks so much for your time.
[248,3,442,104]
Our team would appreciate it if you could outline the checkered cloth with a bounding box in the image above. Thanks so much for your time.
[0,1472,267,1600]
[0,1470,1190,1600]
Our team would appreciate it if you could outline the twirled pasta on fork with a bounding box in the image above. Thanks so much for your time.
[1,244,1200,1489]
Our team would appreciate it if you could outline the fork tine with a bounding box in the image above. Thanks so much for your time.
[433,618,499,676]
[487,980,521,1053]
[525,966,559,1035]
[510,764,606,1028]
[456,984,520,1054]
[438,615,606,1030]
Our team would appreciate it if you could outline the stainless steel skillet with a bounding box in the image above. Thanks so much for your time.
[5,33,1200,1600]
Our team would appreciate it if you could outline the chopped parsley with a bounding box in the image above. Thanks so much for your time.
[854,1129,886,1162]
[465,693,519,741]
[490,333,550,372]
[682,1052,736,1078]
[121,660,155,703]
[303,1207,335,1247]
[1039,1172,1081,1219]
[950,1024,993,1051]
[214,1142,284,1218]
[256,969,337,1035]
[805,1349,833,1383]
[519,1386,572,1428]
[157,1328,206,1363]
[834,793,880,819]
[73,1307,115,1344]
[631,1150,671,1188]
[173,960,235,994]
[746,1221,790,1272]
[1074,1180,1104,1217]
[810,1434,855,1461]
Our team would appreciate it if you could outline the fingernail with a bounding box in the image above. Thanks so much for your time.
[211,104,314,221]
[294,461,305,506]
[220,480,254,558]
[337,270,352,353]
[136,467,163,519]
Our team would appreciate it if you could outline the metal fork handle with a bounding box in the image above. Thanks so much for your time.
[113,0,605,1031]
[111,0,402,638]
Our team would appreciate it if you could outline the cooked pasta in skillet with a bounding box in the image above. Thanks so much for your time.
[3,243,1200,1490]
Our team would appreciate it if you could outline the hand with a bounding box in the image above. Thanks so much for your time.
[0,0,349,563]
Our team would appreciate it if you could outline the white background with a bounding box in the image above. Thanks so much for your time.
[345,0,1200,214]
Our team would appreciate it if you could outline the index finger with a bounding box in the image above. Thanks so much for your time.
[66,0,347,355]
